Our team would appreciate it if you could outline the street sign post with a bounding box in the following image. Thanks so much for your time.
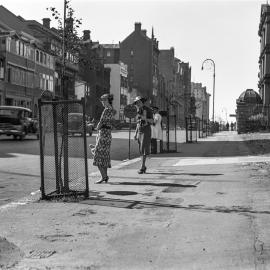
[124,104,137,159]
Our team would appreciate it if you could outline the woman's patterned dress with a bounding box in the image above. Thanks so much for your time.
[93,106,113,168]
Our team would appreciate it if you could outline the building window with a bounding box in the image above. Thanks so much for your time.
[106,51,111,57]
[16,40,19,54]
[6,37,11,52]
[130,50,134,56]
[44,54,47,65]
[36,50,39,62]
[40,52,43,63]
[19,42,24,56]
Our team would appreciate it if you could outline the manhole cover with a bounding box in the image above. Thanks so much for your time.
[106,191,138,196]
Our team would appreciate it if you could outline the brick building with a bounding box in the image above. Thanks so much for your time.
[191,82,210,121]
[179,61,192,119]
[120,23,159,104]
[102,43,120,64]
[0,6,55,116]
[104,61,128,120]
[24,17,79,100]
[258,3,270,105]
[78,31,111,120]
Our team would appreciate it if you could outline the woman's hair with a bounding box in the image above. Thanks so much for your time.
[100,94,114,105]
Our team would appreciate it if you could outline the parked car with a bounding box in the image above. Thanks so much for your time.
[68,113,93,136]
[0,106,38,140]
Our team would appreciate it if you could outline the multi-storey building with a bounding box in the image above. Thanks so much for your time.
[158,48,178,115]
[179,61,192,119]
[191,82,210,121]
[24,17,79,99]
[158,47,192,127]
[102,43,120,64]
[78,31,111,119]
[101,43,130,120]
[0,6,55,116]
[104,61,128,120]
[258,3,270,105]
[120,23,159,104]
[157,73,167,112]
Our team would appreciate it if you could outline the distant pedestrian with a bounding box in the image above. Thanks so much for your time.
[91,94,114,184]
[133,96,153,174]
[151,106,163,154]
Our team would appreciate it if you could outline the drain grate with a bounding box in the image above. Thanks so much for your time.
[27,249,56,259]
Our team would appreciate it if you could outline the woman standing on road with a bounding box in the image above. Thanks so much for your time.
[133,96,153,174]
[91,94,114,184]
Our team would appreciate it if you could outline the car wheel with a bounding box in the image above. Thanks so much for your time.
[13,135,18,140]
[19,134,25,140]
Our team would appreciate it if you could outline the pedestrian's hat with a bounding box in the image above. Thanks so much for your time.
[133,96,146,104]
[151,106,159,111]
[100,93,113,102]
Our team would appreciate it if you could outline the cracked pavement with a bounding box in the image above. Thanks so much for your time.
[0,131,270,269]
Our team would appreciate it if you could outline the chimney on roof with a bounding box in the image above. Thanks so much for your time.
[42,18,51,29]
[135,22,141,32]
[142,29,147,36]
[83,30,91,41]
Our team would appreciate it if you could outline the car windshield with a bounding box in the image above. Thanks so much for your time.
[68,114,83,121]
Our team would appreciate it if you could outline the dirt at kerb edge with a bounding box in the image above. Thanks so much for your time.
[0,237,24,269]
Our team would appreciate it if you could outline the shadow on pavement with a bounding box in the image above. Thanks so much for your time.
[147,172,223,176]
[109,181,198,188]
[0,153,17,158]
[80,196,270,214]
[157,139,270,157]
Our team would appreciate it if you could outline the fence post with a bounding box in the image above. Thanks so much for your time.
[174,115,177,152]
[185,117,188,143]
[38,99,45,199]
[167,111,170,152]
[52,102,61,193]
[82,98,89,198]
[190,116,192,142]
[62,103,69,192]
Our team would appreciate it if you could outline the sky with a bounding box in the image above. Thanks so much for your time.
[0,0,265,122]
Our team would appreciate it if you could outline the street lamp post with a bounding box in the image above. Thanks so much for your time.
[201,59,215,123]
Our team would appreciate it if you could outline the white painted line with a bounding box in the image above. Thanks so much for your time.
[88,157,140,177]
[173,156,270,166]
[111,157,141,169]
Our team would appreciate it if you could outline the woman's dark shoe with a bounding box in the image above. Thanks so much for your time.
[95,176,109,184]
[138,167,147,174]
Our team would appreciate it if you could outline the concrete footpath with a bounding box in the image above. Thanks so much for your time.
[1,132,270,269]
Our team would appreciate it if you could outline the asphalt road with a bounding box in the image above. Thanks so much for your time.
[1,130,270,207]
[0,130,140,160]
[0,130,141,206]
